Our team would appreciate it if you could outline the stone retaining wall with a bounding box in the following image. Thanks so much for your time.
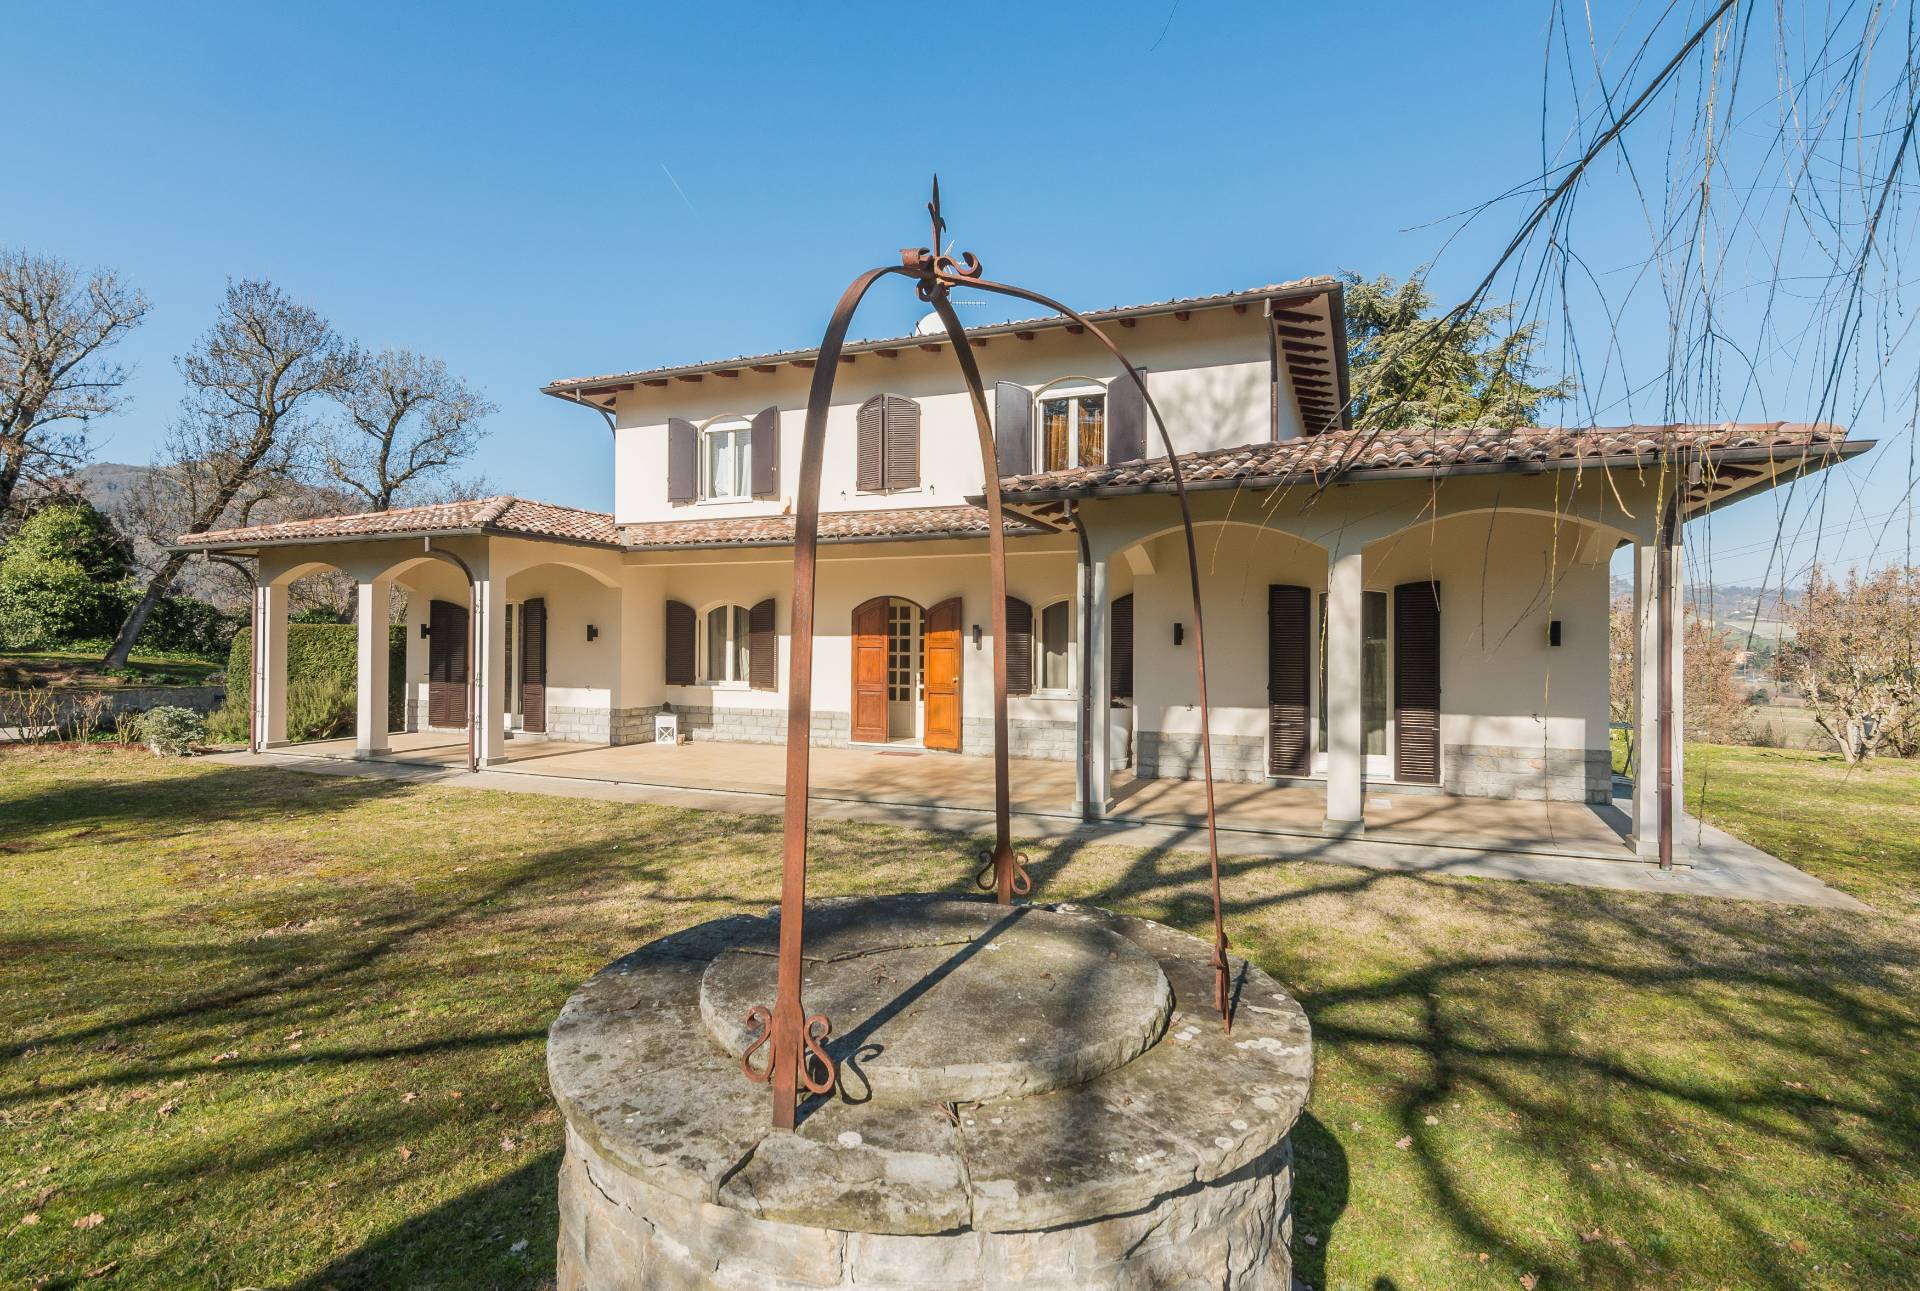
[1444,743,1611,803]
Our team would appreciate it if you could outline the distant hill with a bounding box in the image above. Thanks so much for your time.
[68,461,155,507]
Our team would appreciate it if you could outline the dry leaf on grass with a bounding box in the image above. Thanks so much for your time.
[212,1051,239,1063]
[1395,1135,1413,1150]
[1520,1275,1539,1290]
[398,1146,414,1161]
[84,1261,119,1279]
[19,1213,39,1226]
[73,1211,104,1229]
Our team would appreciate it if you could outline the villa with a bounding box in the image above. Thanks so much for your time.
[179,276,1868,860]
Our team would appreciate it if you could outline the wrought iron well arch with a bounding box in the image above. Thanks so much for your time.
[741,182,1231,1130]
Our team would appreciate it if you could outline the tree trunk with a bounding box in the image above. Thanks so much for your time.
[104,551,186,668]
[0,438,26,518]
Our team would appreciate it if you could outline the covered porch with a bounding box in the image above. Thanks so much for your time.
[278,732,1640,862]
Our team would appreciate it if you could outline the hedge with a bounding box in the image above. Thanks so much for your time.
[225,622,407,732]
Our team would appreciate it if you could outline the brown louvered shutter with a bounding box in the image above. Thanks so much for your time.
[1107,369,1148,464]
[1394,581,1442,784]
[748,597,777,691]
[1110,593,1134,701]
[856,395,885,492]
[428,598,469,728]
[667,418,697,503]
[994,381,1032,477]
[664,599,696,685]
[1267,585,1311,776]
[520,597,548,733]
[750,406,779,498]
[1004,596,1034,697]
[882,394,920,490]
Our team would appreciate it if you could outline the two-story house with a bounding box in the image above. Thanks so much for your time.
[181,275,1868,859]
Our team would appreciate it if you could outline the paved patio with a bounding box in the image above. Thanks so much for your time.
[281,731,1637,860]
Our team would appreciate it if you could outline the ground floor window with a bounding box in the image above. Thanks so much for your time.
[1039,599,1072,691]
[704,604,749,684]
[1318,590,1389,757]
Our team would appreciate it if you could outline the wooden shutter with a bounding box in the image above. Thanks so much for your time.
[428,598,469,728]
[664,599,695,686]
[1267,585,1311,776]
[1110,593,1134,701]
[925,597,962,752]
[667,418,697,503]
[850,596,889,742]
[748,596,777,691]
[994,381,1032,477]
[1107,368,1148,464]
[856,395,885,492]
[520,597,548,734]
[882,394,920,490]
[1394,581,1442,784]
[749,406,779,498]
[1003,596,1034,697]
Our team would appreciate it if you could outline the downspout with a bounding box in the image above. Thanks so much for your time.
[556,388,617,435]
[1068,501,1094,819]
[424,536,481,774]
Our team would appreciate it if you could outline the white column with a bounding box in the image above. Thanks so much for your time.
[1323,547,1365,834]
[474,574,508,764]
[254,582,289,748]
[354,578,391,757]
[1630,542,1661,857]
[1076,556,1114,818]
[1667,537,1686,813]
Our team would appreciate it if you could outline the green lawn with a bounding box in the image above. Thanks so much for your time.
[2,745,1916,1289]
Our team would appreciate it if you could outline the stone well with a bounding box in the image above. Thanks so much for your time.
[547,896,1313,1290]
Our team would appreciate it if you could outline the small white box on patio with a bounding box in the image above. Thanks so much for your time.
[654,712,679,745]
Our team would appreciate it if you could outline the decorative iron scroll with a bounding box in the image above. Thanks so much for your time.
[747,180,1231,1130]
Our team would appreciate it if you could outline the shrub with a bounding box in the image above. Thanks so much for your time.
[286,674,356,742]
[203,702,249,745]
[138,705,206,756]
[224,623,406,737]
[131,591,239,657]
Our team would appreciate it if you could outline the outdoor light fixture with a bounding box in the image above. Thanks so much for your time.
[972,624,982,648]
[1173,622,1185,646]
[1548,620,1562,647]
[587,624,599,641]
[420,623,431,639]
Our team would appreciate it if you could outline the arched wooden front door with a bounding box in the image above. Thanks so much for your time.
[923,597,962,752]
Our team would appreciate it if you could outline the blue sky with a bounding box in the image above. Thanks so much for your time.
[9,2,1912,589]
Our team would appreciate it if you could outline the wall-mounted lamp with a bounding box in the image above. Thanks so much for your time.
[419,623,432,640]
[972,624,982,649]
[1173,622,1185,647]
[586,624,600,642]
[1547,620,1562,648]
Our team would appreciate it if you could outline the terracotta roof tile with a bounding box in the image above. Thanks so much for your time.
[618,505,1046,550]
[997,422,1855,498]
[179,496,621,549]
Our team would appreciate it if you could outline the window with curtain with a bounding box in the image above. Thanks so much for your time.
[702,421,751,499]
[1037,388,1107,472]
[1040,600,1072,691]
[1317,591,1389,756]
[705,604,750,683]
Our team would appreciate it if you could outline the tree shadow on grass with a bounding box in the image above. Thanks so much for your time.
[288,1151,561,1291]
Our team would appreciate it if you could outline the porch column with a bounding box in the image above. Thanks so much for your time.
[474,573,508,764]
[354,578,391,757]
[1323,546,1365,834]
[1076,554,1114,818]
[1629,541,1661,857]
[253,581,289,749]
[1667,536,1687,811]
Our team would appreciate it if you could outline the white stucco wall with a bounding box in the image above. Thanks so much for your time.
[609,306,1291,527]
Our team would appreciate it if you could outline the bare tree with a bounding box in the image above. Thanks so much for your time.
[104,280,359,667]
[1774,566,1920,763]
[324,348,494,511]
[0,249,149,516]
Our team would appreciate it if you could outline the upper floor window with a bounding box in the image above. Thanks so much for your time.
[1036,380,1106,472]
[856,394,922,492]
[702,418,752,500]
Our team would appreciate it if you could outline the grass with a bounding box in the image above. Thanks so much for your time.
[0,651,224,689]
[1,745,1916,1289]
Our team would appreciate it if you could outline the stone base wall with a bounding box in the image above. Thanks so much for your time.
[1444,743,1611,803]
[609,706,659,746]
[963,717,1077,762]
[660,705,1077,762]
[556,1124,1292,1291]
[546,705,608,744]
[1134,730,1268,783]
